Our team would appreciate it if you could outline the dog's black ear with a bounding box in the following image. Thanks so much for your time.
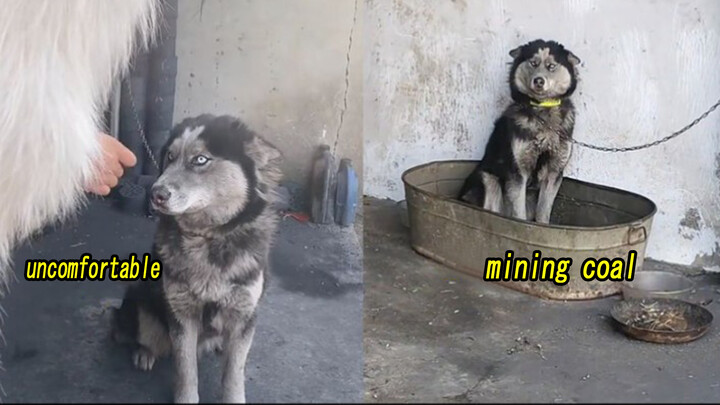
[509,45,523,59]
[567,51,582,66]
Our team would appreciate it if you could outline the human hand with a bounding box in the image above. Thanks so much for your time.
[85,133,137,196]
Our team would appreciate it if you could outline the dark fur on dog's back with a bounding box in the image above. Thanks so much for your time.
[111,273,168,345]
[111,114,282,402]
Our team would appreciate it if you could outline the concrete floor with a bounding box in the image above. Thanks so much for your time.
[2,198,363,403]
[364,197,720,403]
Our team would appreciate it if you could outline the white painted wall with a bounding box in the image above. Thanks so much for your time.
[364,0,720,269]
[174,0,363,196]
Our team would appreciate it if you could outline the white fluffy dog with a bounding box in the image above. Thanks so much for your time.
[0,0,159,287]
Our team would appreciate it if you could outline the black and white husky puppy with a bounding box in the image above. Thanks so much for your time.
[112,115,283,403]
[459,39,582,223]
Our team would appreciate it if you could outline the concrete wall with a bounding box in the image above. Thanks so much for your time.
[174,0,363,202]
[364,0,720,269]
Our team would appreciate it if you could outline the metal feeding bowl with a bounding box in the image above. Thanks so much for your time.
[622,270,695,301]
[611,298,713,344]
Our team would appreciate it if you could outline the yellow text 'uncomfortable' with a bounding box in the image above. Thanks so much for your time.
[25,254,162,281]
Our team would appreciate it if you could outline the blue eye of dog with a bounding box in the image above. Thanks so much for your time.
[192,155,210,166]
[547,63,556,71]
[530,60,540,68]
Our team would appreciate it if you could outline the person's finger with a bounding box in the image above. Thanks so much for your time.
[109,159,124,178]
[87,183,111,196]
[97,184,111,195]
[103,172,119,188]
[114,139,137,168]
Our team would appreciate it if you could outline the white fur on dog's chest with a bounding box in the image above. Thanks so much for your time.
[532,129,562,151]
[190,270,263,308]
[512,109,571,158]
[160,241,262,304]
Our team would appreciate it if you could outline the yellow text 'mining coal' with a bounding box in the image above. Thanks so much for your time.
[483,250,638,286]
[483,250,572,286]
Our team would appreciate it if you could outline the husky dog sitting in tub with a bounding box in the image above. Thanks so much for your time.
[458,39,581,224]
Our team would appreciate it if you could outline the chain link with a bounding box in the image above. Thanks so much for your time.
[533,96,720,153]
[126,79,720,160]
[127,82,161,170]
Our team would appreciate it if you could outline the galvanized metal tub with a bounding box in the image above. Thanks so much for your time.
[402,160,658,300]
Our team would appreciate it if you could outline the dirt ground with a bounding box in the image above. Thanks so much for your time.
[364,197,720,403]
[2,198,363,403]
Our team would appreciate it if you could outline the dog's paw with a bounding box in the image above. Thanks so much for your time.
[132,347,157,371]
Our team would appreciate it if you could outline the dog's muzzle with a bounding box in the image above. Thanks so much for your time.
[532,76,546,92]
[151,185,171,208]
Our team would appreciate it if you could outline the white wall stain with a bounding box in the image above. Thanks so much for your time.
[365,0,720,269]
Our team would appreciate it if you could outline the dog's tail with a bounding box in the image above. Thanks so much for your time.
[457,164,492,208]
[457,177,473,200]
[110,299,138,346]
[457,165,483,201]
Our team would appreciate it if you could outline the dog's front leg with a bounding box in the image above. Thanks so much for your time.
[536,171,563,224]
[170,317,200,403]
[222,316,256,403]
[481,172,503,214]
[504,175,527,220]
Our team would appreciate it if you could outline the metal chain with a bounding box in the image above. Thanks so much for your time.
[127,82,161,170]
[126,77,720,159]
[533,96,720,153]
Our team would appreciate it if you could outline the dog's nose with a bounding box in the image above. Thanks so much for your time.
[151,185,171,206]
[533,77,545,87]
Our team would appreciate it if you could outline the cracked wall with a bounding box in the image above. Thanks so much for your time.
[364,0,720,270]
[174,0,363,199]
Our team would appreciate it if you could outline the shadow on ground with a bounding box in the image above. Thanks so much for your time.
[2,198,363,403]
[364,197,720,403]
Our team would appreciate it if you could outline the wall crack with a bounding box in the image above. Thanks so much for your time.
[332,0,359,158]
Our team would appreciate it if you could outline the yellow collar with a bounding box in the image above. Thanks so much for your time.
[530,98,562,108]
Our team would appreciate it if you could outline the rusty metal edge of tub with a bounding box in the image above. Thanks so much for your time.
[401,160,659,301]
[411,245,612,300]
